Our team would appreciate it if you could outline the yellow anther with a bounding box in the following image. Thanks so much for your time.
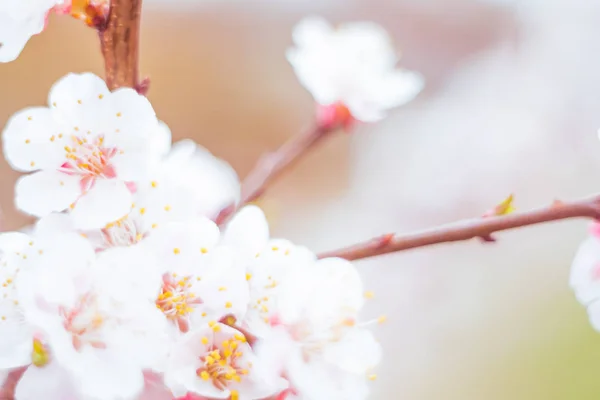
[245,273,252,281]
[173,248,180,255]
[201,336,209,345]
[50,135,55,142]
[368,374,377,381]
[32,338,50,367]
[58,134,63,138]
[225,302,232,309]
[271,246,279,251]
[77,99,82,104]
[139,207,146,215]
[201,312,207,317]
[212,324,221,332]
[25,139,30,144]
[30,161,35,167]
[208,320,216,327]
[234,333,246,343]
[230,390,239,400]
[151,181,157,188]
[200,247,208,254]
[364,291,375,299]
[1,316,5,321]
[151,223,158,229]
[116,112,122,117]
[27,116,32,121]
[206,355,215,365]
[135,233,143,242]
[98,94,104,99]
[377,315,387,324]
[164,205,171,211]
[200,370,210,381]
[284,249,290,255]
[218,287,227,291]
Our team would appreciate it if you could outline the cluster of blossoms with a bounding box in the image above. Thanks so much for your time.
[0,13,422,398]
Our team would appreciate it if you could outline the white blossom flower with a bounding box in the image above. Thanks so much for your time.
[0,232,37,372]
[0,0,64,63]
[287,16,423,123]
[156,139,240,219]
[3,72,162,230]
[570,226,600,330]
[254,256,380,399]
[164,322,284,400]
[144,217,250,336]
[16,237,167,399]
[222,206,315,328]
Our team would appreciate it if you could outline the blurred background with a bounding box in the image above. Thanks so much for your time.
[2,0,600,398]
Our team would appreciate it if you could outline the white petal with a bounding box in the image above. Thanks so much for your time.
[33,213,74,238]
[149,120,172,158]
[15,363,78,400]
[0,324,32,369]
[70,179,132,230]
[292,16,332,47]
[0,13,40,63]
[47,73,110,126]
[323,328,381,374]
[111,150,153,181]
[223,205,269,256]
[15,171,81,217]
[159,140,240,218]
[570,236,600,306]
[0,232,31,252]
[2,107,66,172]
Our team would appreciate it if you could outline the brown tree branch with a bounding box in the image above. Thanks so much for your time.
[216,124,335,224]
[98,0,143,90]
[317,196,600,261]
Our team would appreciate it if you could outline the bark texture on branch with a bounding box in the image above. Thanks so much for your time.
[318,196,600,261]
[99,0,142,90]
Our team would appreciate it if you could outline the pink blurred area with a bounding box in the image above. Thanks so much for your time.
[3,0,600,399]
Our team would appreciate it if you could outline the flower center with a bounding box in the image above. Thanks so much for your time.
[101,216,144,249]
[60,293,106,351]
[196,335,249,392]
[61,135,118,190]
[156,273,203,332]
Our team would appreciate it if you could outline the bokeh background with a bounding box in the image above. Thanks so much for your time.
[2,0,600,398]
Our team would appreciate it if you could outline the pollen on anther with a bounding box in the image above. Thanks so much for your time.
[245,273,252,281]
[218,286,227,291]
[139,207,146,215]
[1,316,5,321]
[377,315,387,324]
[60,181,65,186]
[201,336,209,345]
[364,291,375,299]
[151,181,157,188]
[27,116,32,121]
[58,134,63,138]
[151,223,158,229]
[50,135,55,142]
[200,248,208,254]
[368,374,377,381]
[25,139,30,144]
[30,161,35,167]
[173,248,181,255]
[74,127,79,131]
[77,99,82,104]
[164,205,171,211]
[116,112,122,117]
[98,94,104,99]
[225,301,232,309]
[52,102,57,107]
[271,246,279,251]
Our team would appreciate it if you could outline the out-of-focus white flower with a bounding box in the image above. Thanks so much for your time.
[157,139,240,219]
[0,0,64,63]
[164,322,284,400]
[223,205,381,399]
[287,16,423,123]
[15,237,167,399]
[2,72,162,230]
[570,225,600,329]
[144,218,249,336]
[0,232,37,372]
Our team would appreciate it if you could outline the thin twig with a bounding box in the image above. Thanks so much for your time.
[317,196,600,261]
[216,123,335,224]
[98,0,143,90]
